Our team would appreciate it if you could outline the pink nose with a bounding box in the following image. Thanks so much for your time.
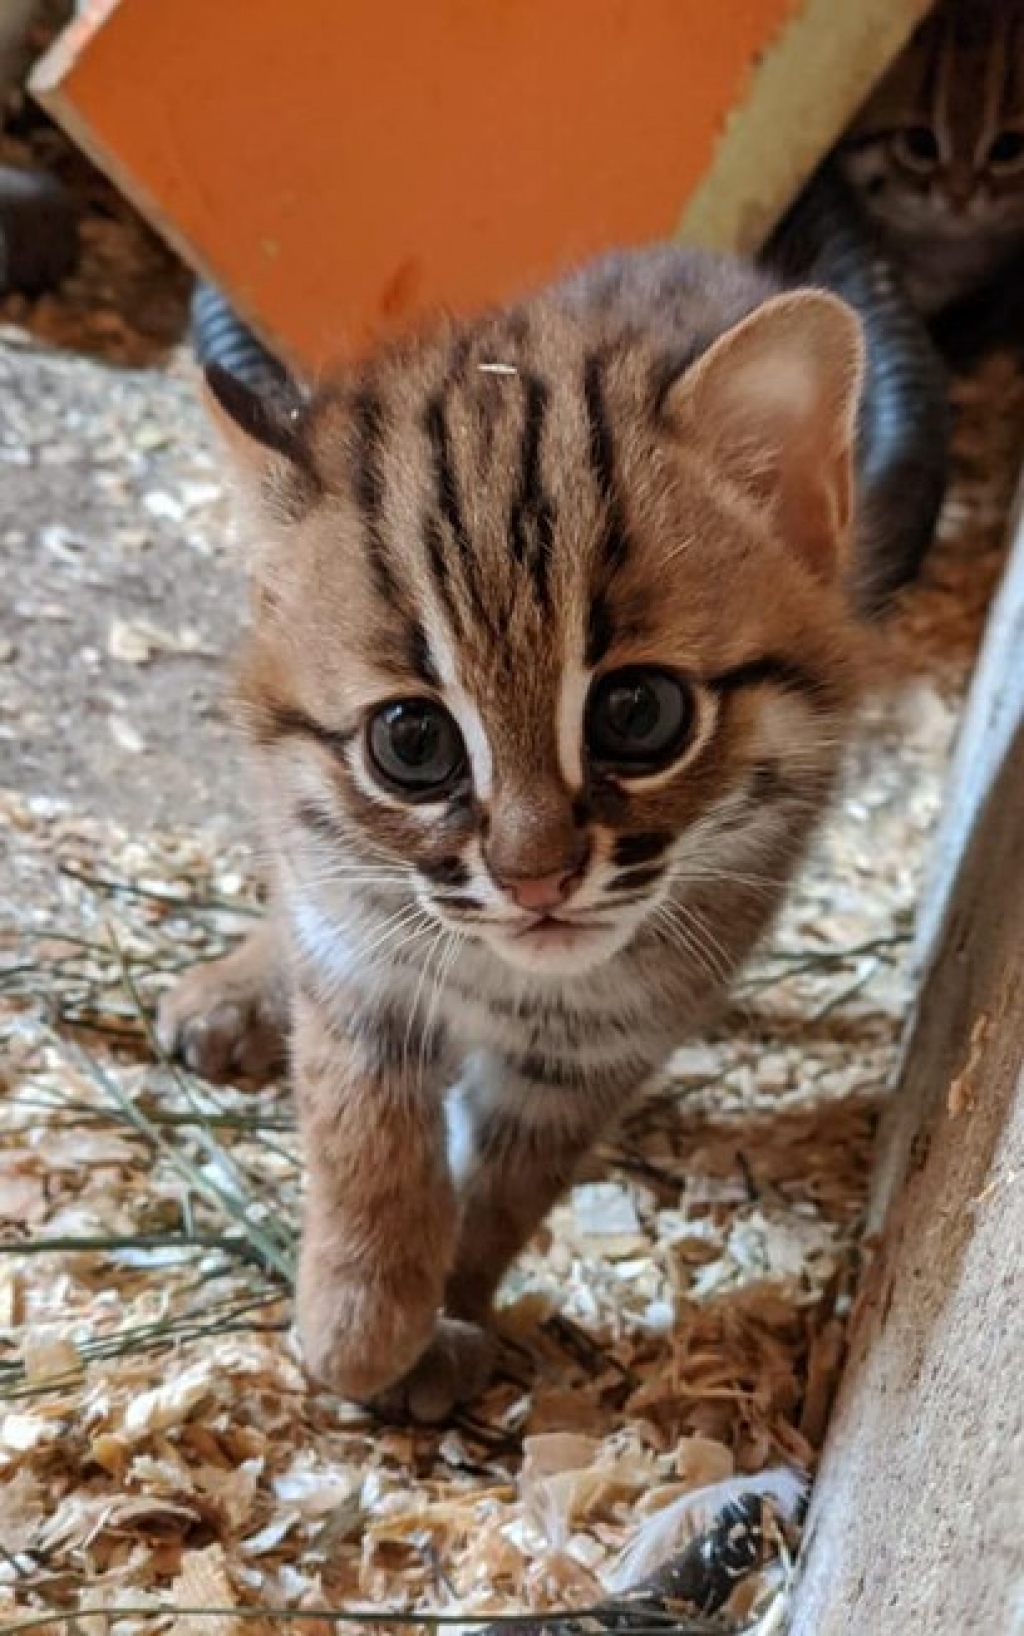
[502,871,576,914]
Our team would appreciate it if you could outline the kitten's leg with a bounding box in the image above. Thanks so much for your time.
[292,986,471,1409]
[157,917,289,1086]
[444,1059,646,1325]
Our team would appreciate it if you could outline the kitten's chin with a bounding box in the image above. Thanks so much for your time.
[480,918,631,978]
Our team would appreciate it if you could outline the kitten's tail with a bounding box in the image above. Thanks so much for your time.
[762,165,950,616]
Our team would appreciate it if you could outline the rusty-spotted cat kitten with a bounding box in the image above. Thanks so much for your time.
[839,0,1024,317]
[160,249,865,1420]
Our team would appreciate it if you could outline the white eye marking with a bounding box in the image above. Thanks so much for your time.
[423,614,494,799]
[450,700,493,799]
[557,660,591,788]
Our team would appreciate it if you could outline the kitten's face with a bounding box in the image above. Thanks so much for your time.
[842,0,1024,244]
[224,283,861,981]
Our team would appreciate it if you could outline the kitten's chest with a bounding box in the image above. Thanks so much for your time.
[434,938,696,1067]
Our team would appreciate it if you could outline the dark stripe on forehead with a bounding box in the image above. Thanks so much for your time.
[583,350,630,574]
[586,589,615,667]
[508,371,556,610]
[423,514,464,636]
[425,393,473,565]
[406,620,440,687]
[423,389,496,637]
[352,387,403,604]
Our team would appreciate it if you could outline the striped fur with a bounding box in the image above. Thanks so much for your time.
[162,246,867,1417]
[840,0,1024,314]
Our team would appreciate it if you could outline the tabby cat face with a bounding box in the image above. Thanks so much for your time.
[841,0,1024,244]
[216,262,863,979]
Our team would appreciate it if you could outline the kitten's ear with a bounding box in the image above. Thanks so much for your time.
[203,364,319,518]
[670,291,864,581]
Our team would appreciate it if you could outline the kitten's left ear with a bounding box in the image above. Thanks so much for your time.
[669,290,865,582]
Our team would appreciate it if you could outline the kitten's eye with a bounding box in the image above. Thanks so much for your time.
[586,668,694,773]
[988,131,1024,170]
[893,126,940,171]
[367,700,466,796]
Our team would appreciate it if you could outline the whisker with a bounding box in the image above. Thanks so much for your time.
[419,928,463,1088]
[652,900,732,989]
[403,921,448,1071]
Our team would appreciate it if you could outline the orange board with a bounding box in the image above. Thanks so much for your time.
[34,0,930,374]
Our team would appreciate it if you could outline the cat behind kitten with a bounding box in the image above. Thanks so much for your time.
[160,248,867,1420]
[840,0,1024,319]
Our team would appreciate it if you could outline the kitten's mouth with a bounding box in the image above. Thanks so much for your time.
[512,912,606,943]
[484,906,632,975]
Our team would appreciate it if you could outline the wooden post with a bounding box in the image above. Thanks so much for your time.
[788,484,1024,1635]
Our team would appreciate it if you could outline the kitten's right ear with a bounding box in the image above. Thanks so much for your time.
[203,362,306,465]
[204,364,321,521]
[198,368,310,487]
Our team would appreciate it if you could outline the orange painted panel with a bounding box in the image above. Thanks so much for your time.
[38,0,799,371]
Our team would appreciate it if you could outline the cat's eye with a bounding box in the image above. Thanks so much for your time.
[988,131,1024,171]
[894,126,940,171]
[367,700,466,797]
[586,668,695,774]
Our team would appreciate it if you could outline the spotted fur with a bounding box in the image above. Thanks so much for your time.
[160,246,867,1417]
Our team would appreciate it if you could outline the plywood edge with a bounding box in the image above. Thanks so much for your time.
[786,475,1024,1635]
[677,0,934,253]
[33,4,306,372]
[32,49,303,376]
[28,0,120,96]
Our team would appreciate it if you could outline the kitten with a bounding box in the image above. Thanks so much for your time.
[839,0,1024,317]
[159,248,865,1420]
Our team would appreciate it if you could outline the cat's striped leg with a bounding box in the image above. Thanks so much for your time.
[444,1050,649,1324]
[292,985,459,1405]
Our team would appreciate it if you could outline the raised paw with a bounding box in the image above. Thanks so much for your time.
[371,1317,497,1424]
[156,924,288,1087]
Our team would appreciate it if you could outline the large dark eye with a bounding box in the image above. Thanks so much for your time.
[893,126,940,171]
[586,668,695,773]
[988,130,1024,170]
[367,700,466,797]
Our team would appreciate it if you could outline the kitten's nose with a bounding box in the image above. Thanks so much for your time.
[501,871,578,914]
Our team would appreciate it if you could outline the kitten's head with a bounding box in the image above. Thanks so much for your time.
[213,262,864,979]
[841,0,1024,244]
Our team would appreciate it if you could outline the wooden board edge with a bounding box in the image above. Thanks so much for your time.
[677,0,934,252]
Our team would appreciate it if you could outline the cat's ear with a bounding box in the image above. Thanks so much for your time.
[669,291,864,581]
[203,364,320,520]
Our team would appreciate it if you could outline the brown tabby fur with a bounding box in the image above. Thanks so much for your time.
[840,0,1024,314]
[160,247,867,1419]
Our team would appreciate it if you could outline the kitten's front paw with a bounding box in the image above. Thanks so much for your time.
[371,1317,496,1424]
[157,932,288,1086]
